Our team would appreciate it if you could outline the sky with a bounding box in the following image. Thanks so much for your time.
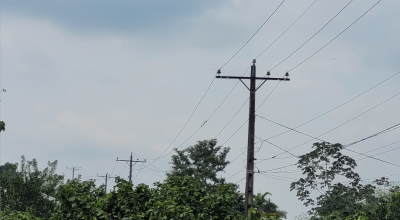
[1,0,400,218]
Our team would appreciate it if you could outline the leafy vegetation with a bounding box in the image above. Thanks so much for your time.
[0,156,64,219]
[0,139,285,219]
[253,192,287,219]
[168,139,230,187]
[292,142,400,220]
[1,138,399,219]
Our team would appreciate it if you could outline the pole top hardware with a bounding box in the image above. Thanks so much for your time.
[267,71,271,77]
[252,59,256,64]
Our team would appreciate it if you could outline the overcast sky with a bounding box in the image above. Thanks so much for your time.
[1,0,400,218]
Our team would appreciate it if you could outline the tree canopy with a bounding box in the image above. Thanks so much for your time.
[0,156,64,219]
[291,142,400,220]
[168,139,230,186]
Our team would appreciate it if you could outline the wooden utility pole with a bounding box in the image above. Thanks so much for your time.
[216,59,290,218]
[97,172,115,193]
[116,153,146,182]
[67,166,81,179]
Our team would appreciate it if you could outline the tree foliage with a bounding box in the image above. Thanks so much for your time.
[51,179,105,220]
[99,177,151,219]
[168,139,230,186]
[0,156,64,219]
[253,192,287,219]
[0,121,5,132]
[291,142,400,219]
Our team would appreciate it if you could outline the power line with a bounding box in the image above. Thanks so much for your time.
[256,115,400,169]
[255,0,319,59]
[345,148,400,169]
[148,0,287,167]
[110,160,117,176]
[215,98,250,138]
[146,76,215,166]
[258,173,298,182]
[219,69,285,148]
[97,173,116,193]
[219,0,287,70]
[66,166,81,179]
[289,0,382,72]
[256,117,400,163]
[117,153,146,183]
[216,60,290,217]
[255,136,299,158]
[147,65,252,168]
[118,163,127,176]
[230,70,400,167]
[145,0,315,168]
[258,90,400,160]
[269,0,355,71]
[345,125,400,148]
[235,176,247,184]
[152,64,253,162]
[255,70,400,144]
[143,63,253,174]
[356,141,400,161]
[152,0,303,166]
[132,163,145,183]
[253,0,381,116]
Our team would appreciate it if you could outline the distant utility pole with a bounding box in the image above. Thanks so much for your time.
[116,153,146,183]
[67,166,81,179]
[97,172,115,193]
[216,59,290,218]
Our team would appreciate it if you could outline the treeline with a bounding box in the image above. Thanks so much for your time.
[0,140,286,220]
[0,139,399,219]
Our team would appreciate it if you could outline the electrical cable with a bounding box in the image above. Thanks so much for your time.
[154,64,253,161]
[132,163,144,183]
[219,0,287,70]
[255,136,299,158]
[146,76,215,165]
[255,70,400,145]
[148,0,357,170]
[110,160,117,176]
[146,0,384,172]
[254,0,381,116]
[269,0,354,71]
[256,116,400,168]
[255,0,319,59]
[258,173,298,182]
[234,176,247,184]
[257,90,400,160]
[149,0,287,166]
[118,163,128,177]
[215,98,250,138]
[289,0,382,72]
[356,141,400,161]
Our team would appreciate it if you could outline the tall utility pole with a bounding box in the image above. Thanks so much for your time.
[116,153,146,182]
[67,166,81,179]
[97,172,115,193]
[216,59,290,218]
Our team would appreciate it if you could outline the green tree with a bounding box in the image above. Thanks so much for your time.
[0,121,5,132]
[98,177,151,219]
[290,142,375,219]
[0,208,43,220]
[253,192,287,219]
[51,179,105,220]
[0,156,64,219]
[146,175,242,219]
[168,139,230,186]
